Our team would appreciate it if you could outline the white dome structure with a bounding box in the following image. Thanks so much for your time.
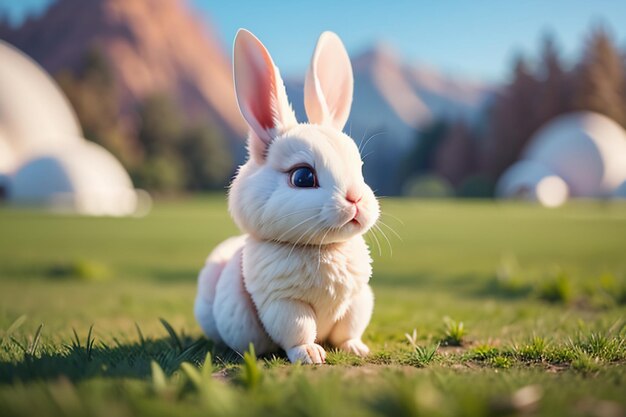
[497,112,626,206]
[0,41,82,158]
[523,112,626,197]
[496,160,569,208]
[10,141,141,216]
[0,41,148,216]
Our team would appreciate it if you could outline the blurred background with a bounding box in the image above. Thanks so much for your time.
[1,0,626,213]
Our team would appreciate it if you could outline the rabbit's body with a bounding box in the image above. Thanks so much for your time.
[195,233,373,361]
[195,29,379,363]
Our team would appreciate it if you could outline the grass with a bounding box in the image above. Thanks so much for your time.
[1,196,626,416]
[441,317,465,346]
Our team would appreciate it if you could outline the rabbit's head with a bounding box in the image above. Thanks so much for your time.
[228,29,379,245]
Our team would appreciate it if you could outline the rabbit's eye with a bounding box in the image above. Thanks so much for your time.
[290,166,318,188]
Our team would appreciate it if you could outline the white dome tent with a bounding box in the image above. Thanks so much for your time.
[497,112,626,206]
[0,41,148,216]
[496,160,569,208]
[11,141,145,216]
[0,41,82,156]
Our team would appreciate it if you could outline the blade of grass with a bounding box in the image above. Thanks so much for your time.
[27,324,43,356]
[159,318,183,352]
[135,322,146,347]
[5,315,27,337]
[150,360,167,394]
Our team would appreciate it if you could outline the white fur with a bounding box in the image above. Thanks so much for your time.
[194,29,379,364]
[304,31,354,130]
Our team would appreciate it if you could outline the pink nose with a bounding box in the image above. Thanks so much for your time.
[346,189,362,204]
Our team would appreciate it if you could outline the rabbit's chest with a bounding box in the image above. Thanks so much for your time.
[306,249,363,314]
[243,237,372,320]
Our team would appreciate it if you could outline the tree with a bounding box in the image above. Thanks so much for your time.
[133,94,233,192]
[433,120,476,187]
[133,155,185,193]
[136,94,184,157]
[535,33,572,127]
[482,53,542,179]
[573,26,626,127]
[180,125,233,190]
[55,47,136,166]
[403,25,626,197]
[54,47,236,194]
[398,120,449,188]
[132,94,185,191]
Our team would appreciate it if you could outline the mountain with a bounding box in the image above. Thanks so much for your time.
[1,0,247,152]
[2,0,492,194]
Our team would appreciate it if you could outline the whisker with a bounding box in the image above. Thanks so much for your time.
[380,211,404,225]
[372,190,391,200]
[286,230,313,264]
[373,223,393,256]
[359,131,385,156]
[266,208,320,226]
[286,219,324,263]
[367,227,383,257]
[362,150,375,161]
[377,219,403,241]
[302,221,324,248]
[317,227,334,271]
[274,213,322,243]
[358,127,369,153]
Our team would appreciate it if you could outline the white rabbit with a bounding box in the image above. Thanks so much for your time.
[194,29,380,364]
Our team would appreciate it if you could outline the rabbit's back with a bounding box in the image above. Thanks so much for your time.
[196,234,279,354]
[194,235,246,344]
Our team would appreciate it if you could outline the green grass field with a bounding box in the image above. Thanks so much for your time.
[1,196,626,417]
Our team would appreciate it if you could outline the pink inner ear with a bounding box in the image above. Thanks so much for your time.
[249,64,275,130]
[234,29,297,161]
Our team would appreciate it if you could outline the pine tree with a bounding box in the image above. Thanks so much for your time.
[55,47,136,166]
[483,54,542,179]
[433,120,475,186]
[536,33,572,127]
[573,26,626,127]
[179,125,232,190]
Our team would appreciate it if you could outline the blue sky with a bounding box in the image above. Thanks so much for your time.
[2,0,626,82]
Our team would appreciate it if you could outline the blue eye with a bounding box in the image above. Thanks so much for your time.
[290,166,318,188]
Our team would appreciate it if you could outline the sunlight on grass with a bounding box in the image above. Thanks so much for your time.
[0,197,625,417]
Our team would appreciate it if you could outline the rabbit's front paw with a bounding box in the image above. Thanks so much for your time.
[287,343,327,364]
[339,339,370,357]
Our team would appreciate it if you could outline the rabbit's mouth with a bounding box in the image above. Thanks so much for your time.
[340,206,362,228]
[342,213,363,230]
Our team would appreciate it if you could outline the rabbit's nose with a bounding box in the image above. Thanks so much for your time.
[346,188,362,204]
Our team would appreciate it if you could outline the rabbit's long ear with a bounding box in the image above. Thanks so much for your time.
[234,29,297,162]
[304,32,353,131]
